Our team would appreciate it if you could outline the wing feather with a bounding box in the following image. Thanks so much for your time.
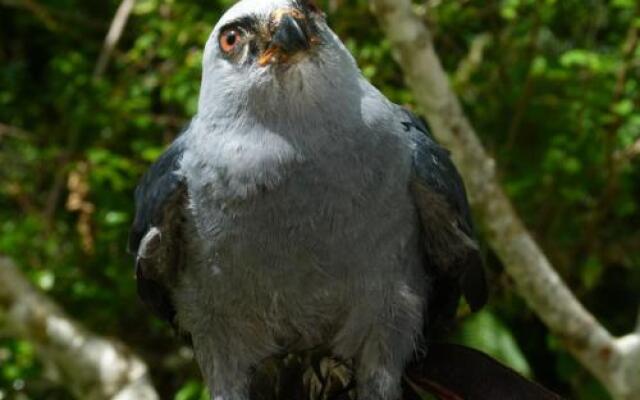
[129,130,188,325]
[402,109,487,325]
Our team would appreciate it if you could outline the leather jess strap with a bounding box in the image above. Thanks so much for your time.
[404,343,563,400]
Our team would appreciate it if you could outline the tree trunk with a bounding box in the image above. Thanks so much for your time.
[0,257,159,400]
[369,1,640,399]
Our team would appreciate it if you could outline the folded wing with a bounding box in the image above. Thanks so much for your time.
[128,131,189,326]
[402,109,487,327]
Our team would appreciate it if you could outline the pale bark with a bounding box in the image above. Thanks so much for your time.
[0,257,159,400]
[93,0,136,79]
[369,1,640,399]
[615,138,640,165]
[0,122,30,141]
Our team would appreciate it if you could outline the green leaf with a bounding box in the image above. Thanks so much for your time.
[455,310,532,377]
[175,381,209,400]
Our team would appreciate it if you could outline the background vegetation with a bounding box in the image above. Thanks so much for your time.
[1,0,639,399]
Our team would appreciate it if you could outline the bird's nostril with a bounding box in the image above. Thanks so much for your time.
[271,14,310,54]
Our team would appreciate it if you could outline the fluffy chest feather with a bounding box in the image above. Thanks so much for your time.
[175,118,422,344]
[182,118,405,237]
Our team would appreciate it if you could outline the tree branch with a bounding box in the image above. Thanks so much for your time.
[0,257,159,400]
[369,1,640,399]
[93,0,136,79]
[0,0,59,31]
[453,33,491,89]
[0,122,31,141]
[614,138,640,165]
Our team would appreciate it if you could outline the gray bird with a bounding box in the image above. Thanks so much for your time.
[129,0,487,399]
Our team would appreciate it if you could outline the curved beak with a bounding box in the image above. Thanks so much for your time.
[259,11,312,66]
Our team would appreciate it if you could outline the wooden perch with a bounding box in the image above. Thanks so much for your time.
[0,257,159,400]
[368,1,640,399]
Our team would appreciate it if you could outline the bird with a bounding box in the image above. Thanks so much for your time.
[128,0,487,399]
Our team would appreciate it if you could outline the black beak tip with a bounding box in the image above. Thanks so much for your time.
[272,14,310,54]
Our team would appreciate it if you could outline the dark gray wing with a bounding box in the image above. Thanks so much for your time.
[128,132,188,326]
[402,109,487,325]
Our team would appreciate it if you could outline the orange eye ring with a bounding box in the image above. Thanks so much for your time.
[220,29,243,53]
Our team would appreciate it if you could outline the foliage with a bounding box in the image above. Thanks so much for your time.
[0,0,638,399]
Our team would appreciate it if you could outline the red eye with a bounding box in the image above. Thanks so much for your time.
[220,29,242,53]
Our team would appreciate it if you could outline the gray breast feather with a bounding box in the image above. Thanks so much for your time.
[401,109,487,324]
[129,128,189,325]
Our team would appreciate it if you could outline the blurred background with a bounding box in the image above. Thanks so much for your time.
[0,0,639,399]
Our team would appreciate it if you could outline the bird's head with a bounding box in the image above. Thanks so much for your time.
[198,0,362,124]
[213,0,322,68]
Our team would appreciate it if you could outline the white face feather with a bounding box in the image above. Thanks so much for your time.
[217,0,295,28]
[196,0,361,126]
[202,0,291,63]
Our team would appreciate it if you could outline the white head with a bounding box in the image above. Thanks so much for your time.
[197,0,363,128]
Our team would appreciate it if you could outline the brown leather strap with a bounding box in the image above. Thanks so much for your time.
[405,343,563,400]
